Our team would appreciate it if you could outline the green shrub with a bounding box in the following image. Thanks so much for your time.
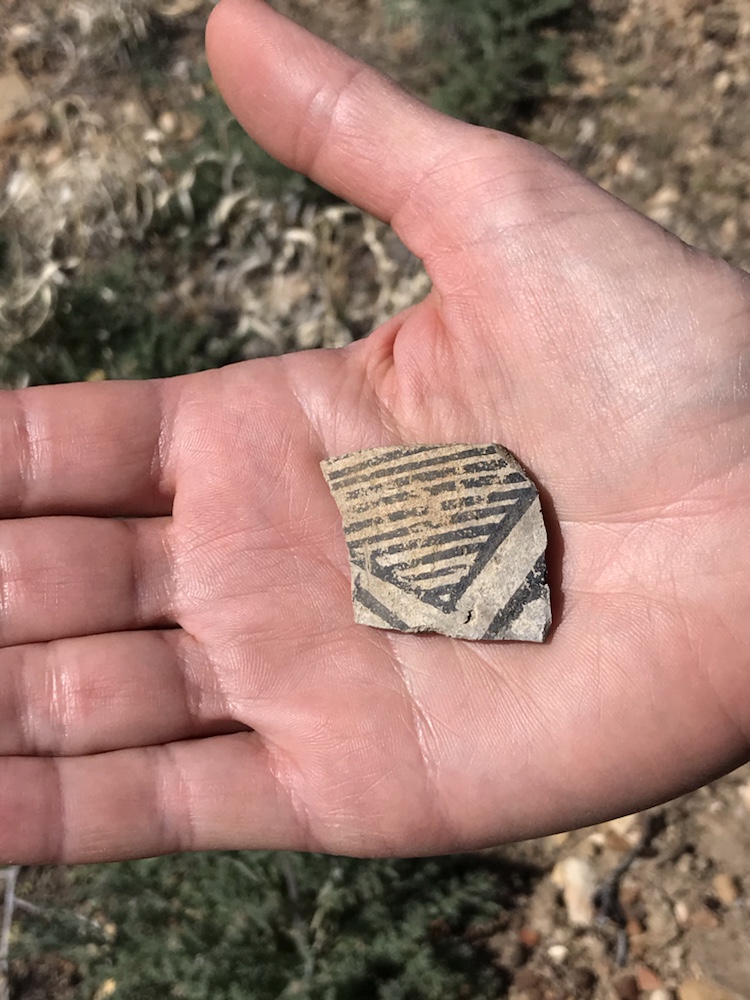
[12,851,540,999]
[414,0,577,129]
[0,248,241,386]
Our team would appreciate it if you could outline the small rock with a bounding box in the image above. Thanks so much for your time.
[606,830,638,853]
[637,965,666,991]
[604,813,641,843]
[718,217,738,252]
[0,69,32,125]
[678,980,742,1000]
[551,857,597,927]
[667,945,686,972]
[616,151,638,178]
[646,898,680,945]
[92,981,117,1000]
[158,111,178,134]
[674,901,690,927]
[713,70,732,94]
[689,906,722,930]
[547,944,569,964]
[738,782,750,813]
[711,873,738,906]
[651,992,674,1000]
[518,927,540,949]
[614,974,640,1000]
[627,916,646,937]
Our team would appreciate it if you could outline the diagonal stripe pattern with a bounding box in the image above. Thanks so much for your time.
[322,444,551,641]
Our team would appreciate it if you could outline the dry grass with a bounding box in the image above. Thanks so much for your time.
[0,0,429,382]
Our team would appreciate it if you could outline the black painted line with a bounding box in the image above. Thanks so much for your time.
[441,489,538,611]
[339,464,459,500]
[482,554,547,639]
[345,516,383,533]
[347,525,412,546]
[386,505,431,523]
[449,504,514,525]
[424,480,458,496]
[327,446,494,487]
[486,488,532,504]
[346,490,416,516]
[460,475,500,489]
[460,460,506,474]
[407,540,487,567]
[324,446,427,481]
[374,522,496,557]
[409,564,471,583]
[354,581,411,630]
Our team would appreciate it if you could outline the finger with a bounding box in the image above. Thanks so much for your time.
[0,379,174,518]
[0,733,302,864]
[206,0,519,244]
[0,516,173,645]
[0,631,245,756]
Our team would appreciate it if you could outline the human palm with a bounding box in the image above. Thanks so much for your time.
[2,0,749,864]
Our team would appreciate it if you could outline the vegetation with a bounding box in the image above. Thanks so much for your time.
[12,853,540,999]
[416,0,575,129]
[1,0,576,386]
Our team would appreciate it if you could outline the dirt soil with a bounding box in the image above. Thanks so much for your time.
[1,0,749,998]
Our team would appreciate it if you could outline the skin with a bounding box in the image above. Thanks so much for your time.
[0,0,748,865]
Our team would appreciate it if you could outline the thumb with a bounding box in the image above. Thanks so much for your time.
[205,0,523,250]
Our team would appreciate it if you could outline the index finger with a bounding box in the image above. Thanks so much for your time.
[0,379,174,517]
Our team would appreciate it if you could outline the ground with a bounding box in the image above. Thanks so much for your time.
[0,0,749,998]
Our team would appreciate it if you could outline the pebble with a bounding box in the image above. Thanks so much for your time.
[158,111,177,135]
[678,980,742,1000]
[689,906,721,930]
[651,992,674,1000]
[551,857,597,927]
[518,927,540,949]
[674,901,690,927]
[605,813,641,842]
[713,70,732,94]
[738,782,750,813]
[637,965,666,991]
[614,974,640,1000]
[92,982,117,1000]
[628,916,646,937]
[547,944,569,964]
[606,830,638,853]
[711,873,738,906]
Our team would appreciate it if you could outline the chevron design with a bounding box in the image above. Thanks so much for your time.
[322,444,551,642]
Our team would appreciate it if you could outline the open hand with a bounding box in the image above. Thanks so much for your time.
[1,0,749,863]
